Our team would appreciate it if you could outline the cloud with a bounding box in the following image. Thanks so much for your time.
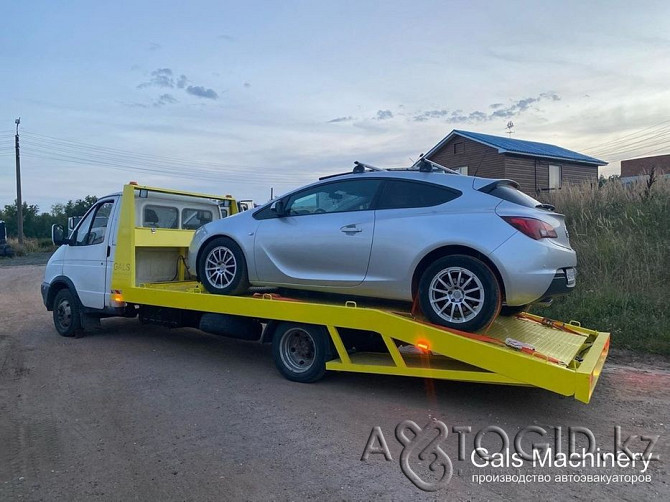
[327,116,354,123]
[412,92,561,124]
[136,68,220,103]
[414,109,450,122]
[540,92,561,101]
[186,85,219,99]
[137,68,175,88]
[375,110,393,120]
[154,94,177,107]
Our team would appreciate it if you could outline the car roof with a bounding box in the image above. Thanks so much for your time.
[314,170,503,192]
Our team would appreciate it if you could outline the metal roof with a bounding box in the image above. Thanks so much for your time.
[425,129,607,166]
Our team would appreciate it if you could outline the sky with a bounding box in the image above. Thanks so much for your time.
[1,0,670,211]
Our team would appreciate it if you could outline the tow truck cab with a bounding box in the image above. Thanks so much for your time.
[41,187,235,315]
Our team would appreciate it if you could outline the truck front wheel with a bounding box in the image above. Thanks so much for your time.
[53,289,82,337]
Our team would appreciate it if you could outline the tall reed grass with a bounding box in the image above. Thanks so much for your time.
[533,174,670,354]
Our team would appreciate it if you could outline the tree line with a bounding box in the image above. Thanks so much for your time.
[0,196,98,239]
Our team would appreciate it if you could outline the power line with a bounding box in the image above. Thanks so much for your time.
[581,119,670,152]
[586,126,670,157]
[16,130,314,186]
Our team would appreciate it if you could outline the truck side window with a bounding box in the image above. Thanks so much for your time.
[143,205,178,229]
[182,208,213,230]
[73,201,114,246]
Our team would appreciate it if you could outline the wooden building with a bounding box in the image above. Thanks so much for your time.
[424,130,607,196]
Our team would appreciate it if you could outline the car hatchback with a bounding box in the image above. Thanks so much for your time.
[188,163,576,332]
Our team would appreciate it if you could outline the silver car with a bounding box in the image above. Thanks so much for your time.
[188,163,576,331]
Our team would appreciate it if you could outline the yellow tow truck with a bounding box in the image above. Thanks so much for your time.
[42,183,609,403]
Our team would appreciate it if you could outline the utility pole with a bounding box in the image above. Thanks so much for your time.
[15,118,24,245]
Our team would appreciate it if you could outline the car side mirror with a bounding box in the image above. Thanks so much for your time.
[271,200,286,217]
[52,224,67,246]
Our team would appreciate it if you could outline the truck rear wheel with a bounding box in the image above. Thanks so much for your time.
[272,323,330,383]
[53,289,82,337]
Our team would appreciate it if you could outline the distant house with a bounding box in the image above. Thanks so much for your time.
[620,154,669,178]
[424,130,607,196]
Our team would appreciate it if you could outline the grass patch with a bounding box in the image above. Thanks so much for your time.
[6,237,57,257]
[532,175,670,355]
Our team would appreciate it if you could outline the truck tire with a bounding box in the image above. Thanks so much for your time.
[53,289,82,337]
[272,323,330,383]
[198,237,250,295]
[418,255,500,332]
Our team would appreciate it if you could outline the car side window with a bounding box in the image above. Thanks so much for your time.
[284,179,382,216]
[72,201,114,246]
[376,180,461,210]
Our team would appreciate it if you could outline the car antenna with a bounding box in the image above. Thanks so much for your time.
[471,151,493,178]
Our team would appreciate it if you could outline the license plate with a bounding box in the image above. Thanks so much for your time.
[565,268,576,287]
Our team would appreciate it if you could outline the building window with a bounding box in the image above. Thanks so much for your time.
[549,165,562,189]
[454,166,468,175]
[454,142,464,154]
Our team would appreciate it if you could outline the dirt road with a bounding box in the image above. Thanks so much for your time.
[1,265,668,501]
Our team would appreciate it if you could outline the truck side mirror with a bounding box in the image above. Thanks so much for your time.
[271,200,286,217]
[52,224,67,246]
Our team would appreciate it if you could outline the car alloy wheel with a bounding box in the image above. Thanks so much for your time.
[418,255,500,332]
[429,266,485,324]
[205,245,237,289]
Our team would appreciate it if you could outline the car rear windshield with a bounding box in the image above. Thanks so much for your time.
[483,183,542,208]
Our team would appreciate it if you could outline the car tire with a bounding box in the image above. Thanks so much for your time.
[418,255,500,332]
[53,289,82,337]
[198,237,249,295]
[500,305,528,316]
[272,323,331,383]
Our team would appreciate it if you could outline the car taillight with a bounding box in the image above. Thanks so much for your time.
[501,216,558,240]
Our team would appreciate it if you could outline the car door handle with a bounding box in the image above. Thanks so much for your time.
[340,224,363,233]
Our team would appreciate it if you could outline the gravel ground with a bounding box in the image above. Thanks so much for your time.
[0,252,53,268]
[1,265,668,501]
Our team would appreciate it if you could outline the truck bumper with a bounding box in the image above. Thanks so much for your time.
[41,282,50,309]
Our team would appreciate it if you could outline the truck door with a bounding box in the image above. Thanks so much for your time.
[62,198,117,309]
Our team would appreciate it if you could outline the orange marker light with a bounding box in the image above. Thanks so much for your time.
[129,181,139,185]
[416,341,430,351]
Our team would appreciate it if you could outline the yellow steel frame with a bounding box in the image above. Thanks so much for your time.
[111,184,610,403]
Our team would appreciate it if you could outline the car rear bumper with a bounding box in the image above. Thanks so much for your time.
[540,268,577,298]
[490,232,577,306]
